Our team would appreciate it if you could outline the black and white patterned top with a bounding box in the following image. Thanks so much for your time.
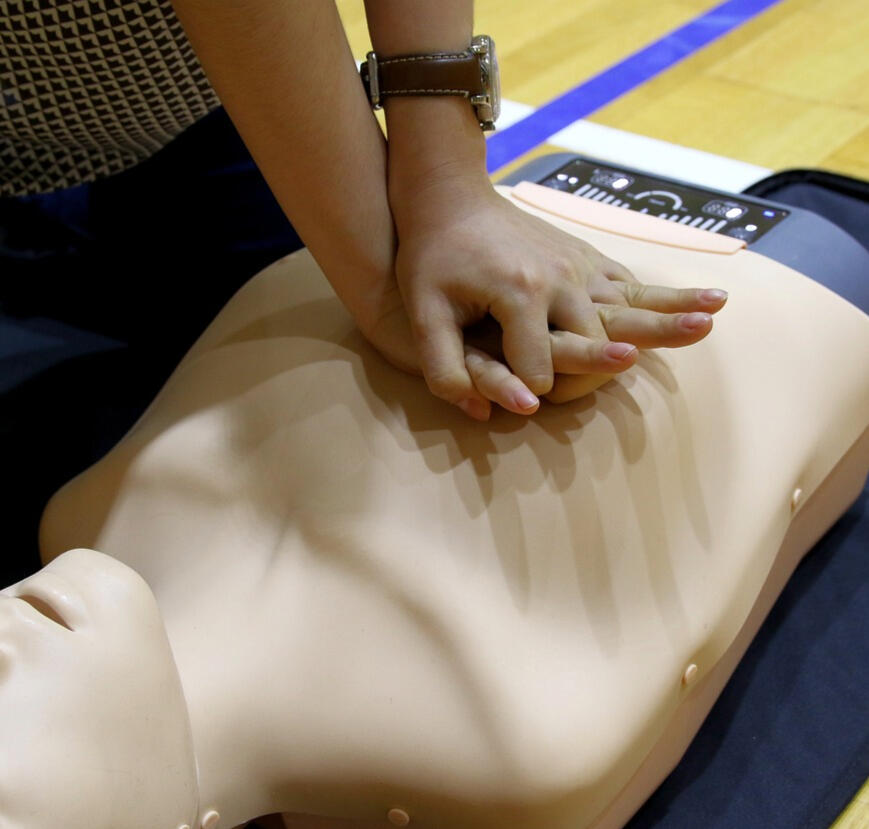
[0,0,220,196]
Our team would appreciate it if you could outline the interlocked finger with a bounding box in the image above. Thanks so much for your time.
[549,329,637,375]
[597,305,714,349]
[618,283,728,314]
[602,256,638,284]
[491,302,554,396]
[548,289,610,341]
[410,295,492,418]
[464,347,541,415]
[546,372,616,404]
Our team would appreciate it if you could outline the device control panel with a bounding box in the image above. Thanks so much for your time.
[539,158,789,242]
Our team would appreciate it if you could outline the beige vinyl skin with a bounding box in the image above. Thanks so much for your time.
[25,185,869,829]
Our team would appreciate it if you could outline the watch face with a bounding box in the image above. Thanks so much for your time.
[473,34,500,130]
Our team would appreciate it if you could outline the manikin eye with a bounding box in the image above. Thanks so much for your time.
[17,595,73,631]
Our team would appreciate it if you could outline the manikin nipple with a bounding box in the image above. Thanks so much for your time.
[201,810,220,829]
[387,807,411,826]
[681,663,698,687]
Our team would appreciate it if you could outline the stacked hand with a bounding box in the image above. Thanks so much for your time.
[363,172,727,421]
[171,0,726,423]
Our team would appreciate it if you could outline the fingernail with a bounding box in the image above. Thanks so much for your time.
[680,312,712,331]
[700,289,728,304]
[513,388,540,411]
[457,398,490,421]
[604,342,637,361]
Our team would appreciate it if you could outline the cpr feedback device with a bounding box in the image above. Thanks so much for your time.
[500,154,869,314]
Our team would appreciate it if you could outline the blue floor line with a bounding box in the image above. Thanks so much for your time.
[486,0,785,173]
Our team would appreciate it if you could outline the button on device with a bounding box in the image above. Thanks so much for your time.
[725,226,757,241]
[591,168,635,190]
[544,176,573,191]
[702,200,748,220]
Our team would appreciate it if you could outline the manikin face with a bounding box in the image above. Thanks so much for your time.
[0,549,198,829]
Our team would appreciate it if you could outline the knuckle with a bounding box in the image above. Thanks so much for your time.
[465,356,497,386]
[463,348,487,372]
[507,266,548,298]
[596,304,617,328]
[524,373,554,396]
[623,283,647,306]
[586,250,607,272]
[408,304,441,331]
[608,258,636,282]
[478,358,507,383]
[425,369,470,402]
[593,284,627,306]
[550,256,575,282]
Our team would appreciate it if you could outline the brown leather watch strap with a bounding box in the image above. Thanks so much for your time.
[376,52,485,98]
[360,40,499,130]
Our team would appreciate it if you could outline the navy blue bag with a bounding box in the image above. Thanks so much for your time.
[627,169,869,829]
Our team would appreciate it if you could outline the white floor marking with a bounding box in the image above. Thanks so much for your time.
[497,98,772,192]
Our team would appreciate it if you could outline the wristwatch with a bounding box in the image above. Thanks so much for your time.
[360,34,501,131]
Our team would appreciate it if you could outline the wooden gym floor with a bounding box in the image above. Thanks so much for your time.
[339,0,869,183]
[333,1,869,828]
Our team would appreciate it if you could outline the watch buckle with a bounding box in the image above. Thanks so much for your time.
[471,94,496,132]
[364,51,382,109]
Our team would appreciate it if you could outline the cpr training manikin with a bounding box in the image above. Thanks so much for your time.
[3,183,868,829]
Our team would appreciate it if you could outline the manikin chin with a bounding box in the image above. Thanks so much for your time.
[4,185,869,829]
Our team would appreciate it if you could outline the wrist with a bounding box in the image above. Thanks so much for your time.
[385,97,489,220]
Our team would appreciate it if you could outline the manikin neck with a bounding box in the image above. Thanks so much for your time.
[161,582,289,829]
[181,640,282,829]
[126,540,302,828]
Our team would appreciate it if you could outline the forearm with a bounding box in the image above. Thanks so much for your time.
[364,0,472,52]
[168,0,396,329]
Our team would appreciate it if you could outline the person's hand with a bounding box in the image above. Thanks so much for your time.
[358,224,727,422]
[387,172,727,419]
[362,289,722,421]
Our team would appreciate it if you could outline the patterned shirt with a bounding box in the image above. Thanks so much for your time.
[0,0,220,196]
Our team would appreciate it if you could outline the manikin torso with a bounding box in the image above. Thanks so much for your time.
[37,185,869,829]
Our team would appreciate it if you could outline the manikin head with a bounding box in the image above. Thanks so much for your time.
[0,548,199,829]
